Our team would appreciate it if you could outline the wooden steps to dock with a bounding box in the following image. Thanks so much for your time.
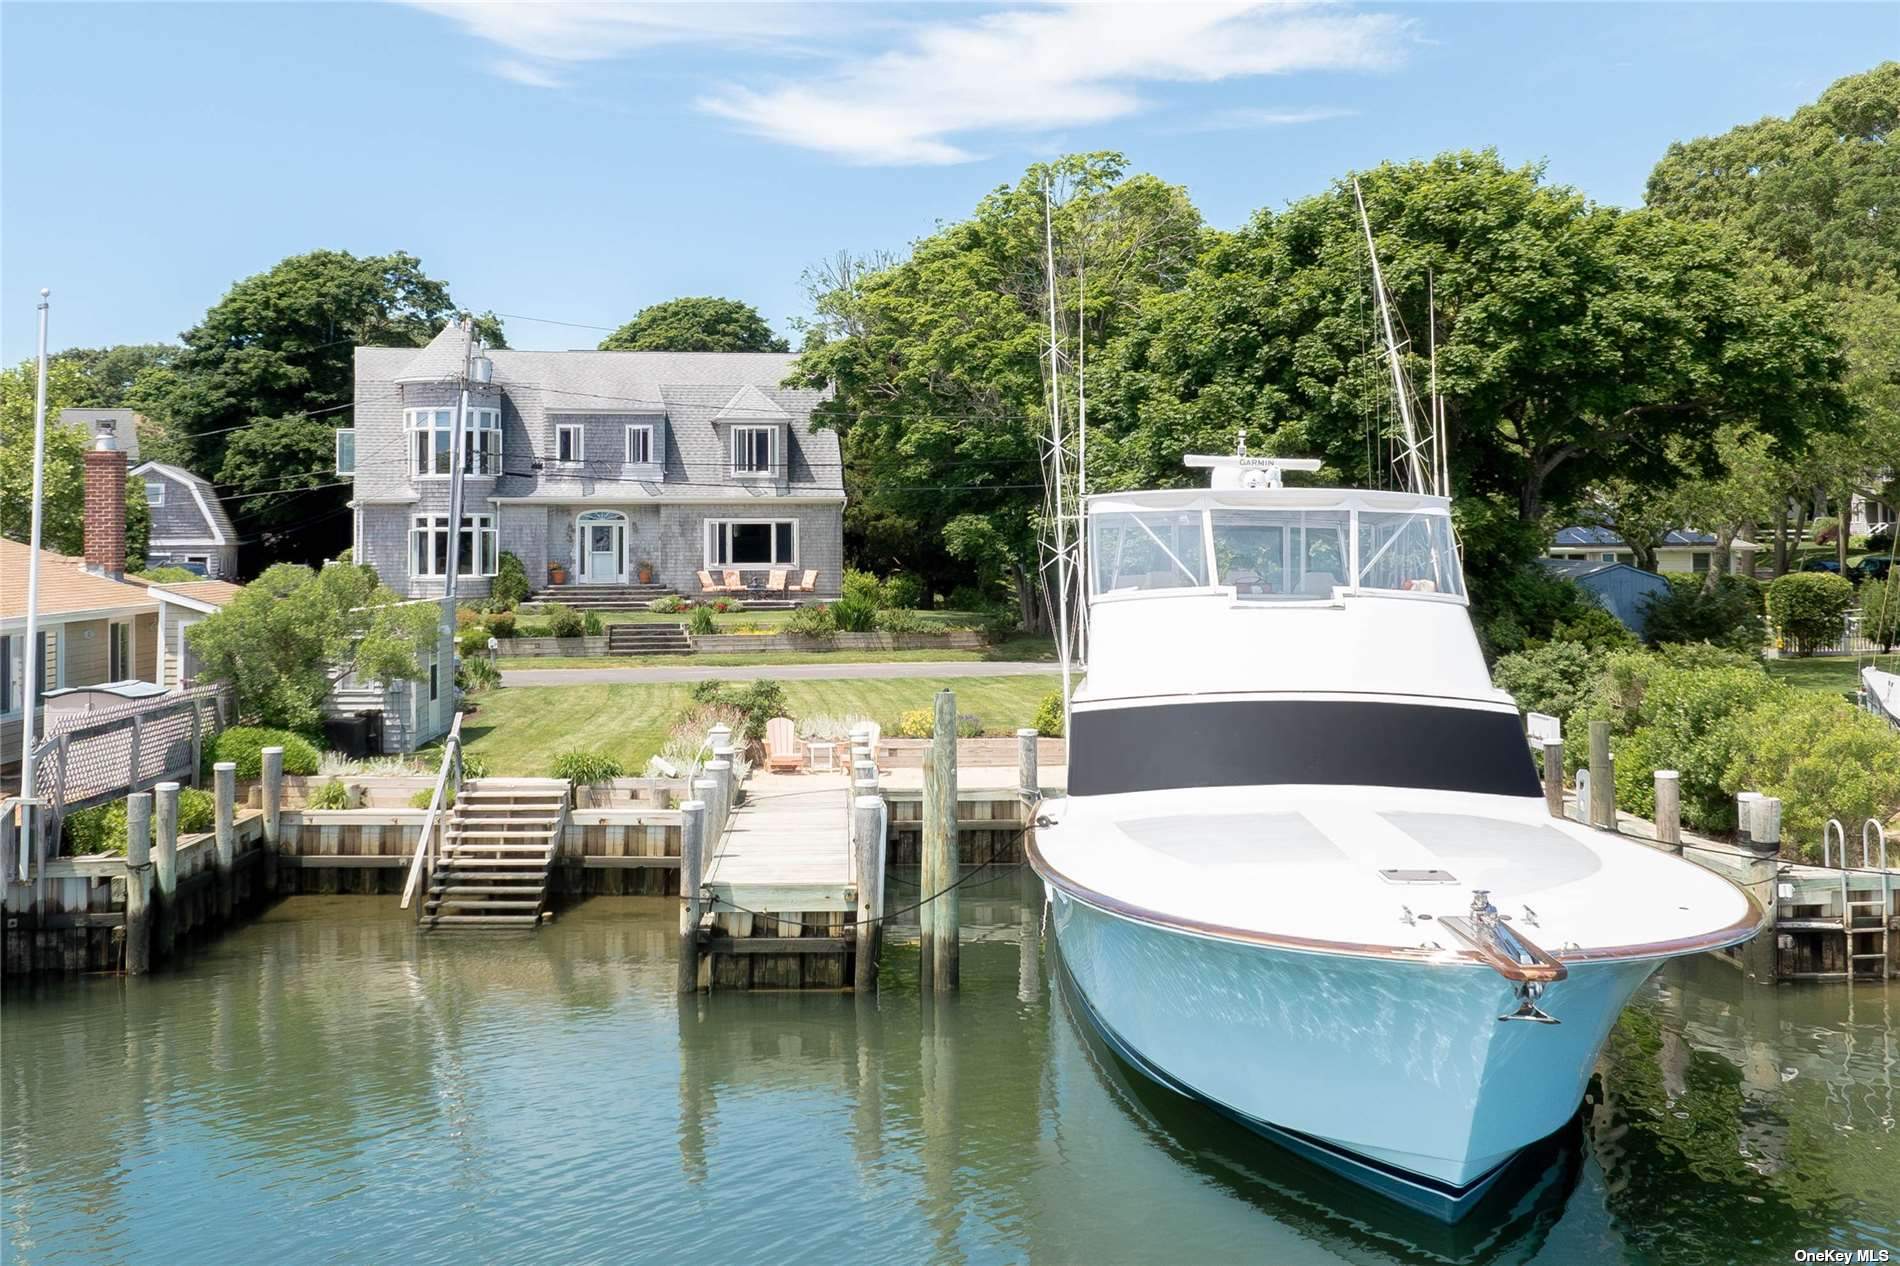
[421,779,568,929]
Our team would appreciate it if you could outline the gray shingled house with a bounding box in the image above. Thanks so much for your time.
[130,461,240,578]
[341,324,844,602]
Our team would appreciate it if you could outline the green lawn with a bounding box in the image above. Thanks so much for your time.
[574,608,994,629]
[456,674,1059,776]
[497,637,1056,671]
[1764,653,1898,695]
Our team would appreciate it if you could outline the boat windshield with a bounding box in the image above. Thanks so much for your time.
[1091,510,1209,593]
[1089,502,1465,600]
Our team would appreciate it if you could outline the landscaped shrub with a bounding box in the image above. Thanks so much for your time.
[544,603,586,640]
[210,726,320,779]
[785,603,836,638]
[1722,693,1900,855]
[1033,691,1064,738]
[686,680,788,743]
[459,657,501,692]
[459,751,490,779]
[648,595,690,613]
[458,627,491,657]
[550,749,625,784]
[832,593,879,632]
[1549,604,1638,651]
[1858,577,1899,651]
[582,610,604,636]
[707,597,737,613]
[688,604,718,635]
[492,551,532,608]
[1812,515,1840,546]
[1491,641,1603,725]
[136,566,201,584]
[882,573,925,610]
[1766,572,1855,654]
[896,709,935,738]
[946,585,994,614]
[307,779,351,809]
[874,606,927,634]
[410,785,456,810]
[64,788,216,856]
[1640,574,1766,653]
[455,606,485,628]
[1471,565,1597,659]
[981,610,1019,643]
[956,713,983,738]
[842,568,884,607]
[486,612,516,640]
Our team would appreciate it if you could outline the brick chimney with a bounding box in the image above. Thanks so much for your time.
[83,433,128,579]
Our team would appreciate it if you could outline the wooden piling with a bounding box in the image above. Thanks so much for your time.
[1541,741,1564,819]
[261,746,284,895]
[154,781,180,962]
[214,761,237,918]
[854,795,886,994]
[705,761,731,838]
[1017,728,1039,806]
[1654,770,1682,852]
[926,689,959,991]
[124,791,153,975]
[678,800,705,994]
[1587,721,1615,829]
[1739,793,1781,982]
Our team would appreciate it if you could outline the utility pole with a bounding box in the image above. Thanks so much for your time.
[17,289,50,879]
[444,314,474,604]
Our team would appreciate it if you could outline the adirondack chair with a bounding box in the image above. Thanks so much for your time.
[850,720,885,772]
[722,569,744,594]
[696,569,729,594]
[763,717,804,773]
[789,569,819,594]
[765,568,789,595]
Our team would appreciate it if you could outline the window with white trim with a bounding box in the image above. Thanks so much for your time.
[335,429,355,476]
[109,621,131,681]
[144,480,165,506]
[705,519,796,567]
[732,426,775,475]
[1,634,17,716]
[625,424,654,465]
[410,514,498,577]
[556,423,584,465]
[406,407,501,476]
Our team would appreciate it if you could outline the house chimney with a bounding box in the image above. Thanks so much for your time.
[83,433,127,578]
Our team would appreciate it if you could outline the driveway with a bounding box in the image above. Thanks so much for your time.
[501,660,1067,687]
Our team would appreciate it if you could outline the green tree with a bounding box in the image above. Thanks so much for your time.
[51,344,178,408]
[1765,572,1855,654]
[184,562,438,732]
[599,296,789,353]
[1,357,150,566]
[146,250,502,562]
[794,153,1204,628]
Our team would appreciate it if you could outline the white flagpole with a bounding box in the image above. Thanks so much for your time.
[18,289,51,879]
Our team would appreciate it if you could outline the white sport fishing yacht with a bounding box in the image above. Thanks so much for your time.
[1029,453,1763,1220]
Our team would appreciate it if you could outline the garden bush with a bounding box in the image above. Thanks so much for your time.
[842,568,884,607]
[882,573,926,610]
[64,788,216,856]
[410,785,456,809]
[687,680,788,742]
[455,606,485,628]
[1034,691,1065,738]
[459,657,501,692]
[210,726,320,779]
[1857,576,1899,651]
[832,593,879,633]
[492,551,532,607]
[549,750,625,784]
[1640,574,1766,653]
[956,713,983,738]
[486,612,516,640]
[688,604,718,635]
[1811,515,1840,546]
[1766,572,1854,653]
[945,585,994,614]
[544,603,586,640]
[874,607,927,634]
[136,566,201,584]
[307,779,351,810]
[457,627,491,658]
[784,603,836,638]
[896,709,935,738]
[582,610,604,636]
[648,595,691,614]
[1549,604,1637,651]
[1722,693,1900,854]
[1491,642,1603,725]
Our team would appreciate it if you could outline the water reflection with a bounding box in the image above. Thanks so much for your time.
[1,889,1894,1265]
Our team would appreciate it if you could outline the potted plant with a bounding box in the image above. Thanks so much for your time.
[637,559,654,584]
[549,561,568,585]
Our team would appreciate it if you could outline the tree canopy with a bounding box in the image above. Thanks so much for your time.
[598,296,789,352]
[1,357,150,566]
[140,250,501,565]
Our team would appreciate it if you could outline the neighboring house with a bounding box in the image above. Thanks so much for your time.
[121,578,243,689]
[130,461,239,578]
[2,437,229,769]
[59,408,141,462]
[1539,559,1673,637]
[1548,526,1760,575]
[1848,489,1894,540]
[339,323,845,600]
[320,599,457,756]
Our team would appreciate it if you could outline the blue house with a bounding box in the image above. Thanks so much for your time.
[1540,559,1672,637]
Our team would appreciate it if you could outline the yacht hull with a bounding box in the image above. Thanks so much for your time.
[1047,884,1659,1217]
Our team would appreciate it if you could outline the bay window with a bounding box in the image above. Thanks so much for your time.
[411,513,498,578]
[407,407,502,476]
[732,426,775,475]
[705,519,796,567]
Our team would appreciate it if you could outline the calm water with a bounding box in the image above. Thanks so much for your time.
[3,876,1896,1265]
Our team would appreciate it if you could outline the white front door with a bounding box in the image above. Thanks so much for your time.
[585,522,624,583]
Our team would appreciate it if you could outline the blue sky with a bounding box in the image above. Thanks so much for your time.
[0,2,1884,364]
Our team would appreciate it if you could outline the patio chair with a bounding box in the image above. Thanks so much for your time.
[789,569,819,594]
[763,717,804,773]
[765,568,789,595]
[696,569,729,595]
[722,569,744,594]
[850,720,886,773]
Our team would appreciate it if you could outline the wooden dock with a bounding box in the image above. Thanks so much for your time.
[704,772,855,915]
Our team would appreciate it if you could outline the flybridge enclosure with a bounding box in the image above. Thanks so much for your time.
[1085,486,1465,604]
[1183,453,1324,490]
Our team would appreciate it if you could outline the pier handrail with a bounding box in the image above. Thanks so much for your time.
[1865,819,1888,871]
[400,713,465,911]
[1824,819,1847,869]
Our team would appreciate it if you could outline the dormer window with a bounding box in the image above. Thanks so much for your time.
[732,426,775,476]
[556,423,584,465]
[144,480,165,507]
[625,424,654,465]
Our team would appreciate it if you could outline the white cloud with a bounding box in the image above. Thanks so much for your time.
[410,1,1407,165]
[1162,105,1360,133]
